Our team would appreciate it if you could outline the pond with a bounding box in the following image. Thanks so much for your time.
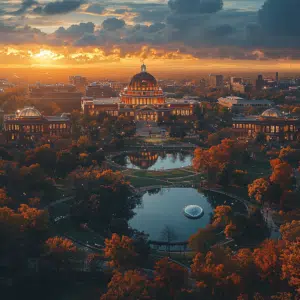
[129,188,247,242]
[112,151,193,170]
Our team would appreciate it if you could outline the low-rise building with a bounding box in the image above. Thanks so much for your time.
[218,96,273,112]
[232,108,300,142]
[3,107,71,142]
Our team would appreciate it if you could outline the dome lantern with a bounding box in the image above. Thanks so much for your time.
[141,63,146,72]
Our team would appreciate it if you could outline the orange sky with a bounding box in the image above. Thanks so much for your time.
[1,45,300,82]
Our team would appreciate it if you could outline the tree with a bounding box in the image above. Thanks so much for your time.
[77,135,91,149]
[253,240,284,283]
[191,249,241,299]
[270,162,294,191]
[44,236,77,272]
[104,233,137,269]
[18,204,49,232]
[101,270,154,300]
[248,178,270,203]
[193,139,247,184]
[160,225,178,256]
[154,258,188,299]
[280,238,300,293]
[56,150,77,178]
[224,222,237,238]
[70,168,135,231]
[23,144,57,175]
[213,205,233,227]
[279,146,300,165]
[280,221,300,242]
[189,225,217,253]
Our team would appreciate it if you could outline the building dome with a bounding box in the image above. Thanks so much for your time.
[128,64,158,89]
[18,107,42,118]
[261,108,284,118]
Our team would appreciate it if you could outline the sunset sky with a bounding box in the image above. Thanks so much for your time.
[0,0,300,77]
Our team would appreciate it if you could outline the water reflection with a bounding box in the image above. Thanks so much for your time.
[129,188,248,242]
[113,151,193,170]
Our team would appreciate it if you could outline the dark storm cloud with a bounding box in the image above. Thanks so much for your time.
[130,4,170,23]
[258,0,300,36]
[38,0,86,15]
[208,24,234,37]
[55,22,95,38]
[168,0,223,14]
[0,22,46,44]
[102,18,125,31]
[11,0,39,15]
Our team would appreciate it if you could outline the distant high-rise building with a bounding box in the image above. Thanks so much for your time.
[276,72,279,83]
[256,74,265,91]
[209,74,224,89]
[69,75,87,87]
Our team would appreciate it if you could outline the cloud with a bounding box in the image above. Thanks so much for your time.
[55,22,95,39]
[0,22,46,44]
[258,0,300,37]
[11,0,39,15]
[102,18,125,31]
[37,0,85,15]
[168,0,223,14]
[84,3,105,15]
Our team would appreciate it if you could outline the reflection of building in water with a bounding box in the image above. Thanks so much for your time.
[232,108,300,142]
[128,151,159,169]
[81,64,198,122]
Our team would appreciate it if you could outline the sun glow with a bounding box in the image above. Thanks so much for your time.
[30,49,65,62]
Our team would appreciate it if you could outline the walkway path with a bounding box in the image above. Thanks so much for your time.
[44,195,74,209]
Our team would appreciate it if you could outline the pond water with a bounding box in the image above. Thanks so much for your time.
[129,188,247,242]
[113,151,193,170]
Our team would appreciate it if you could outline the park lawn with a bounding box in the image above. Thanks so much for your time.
[127,176,173,188]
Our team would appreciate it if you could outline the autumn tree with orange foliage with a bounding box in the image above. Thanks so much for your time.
[189,224,218,253]
[213,205,233,227]
[191,248,242,299]
[101,270,154,300]
[193,139,248,183]
[104,233,137,269]
[154,257,188,299]
[270,161,293,191]
[45,236,78,272]
[281,238,300,294]
[70,168,136,232]
[252,239,285,285]
[280,220,300,242]
[248,178,270,203]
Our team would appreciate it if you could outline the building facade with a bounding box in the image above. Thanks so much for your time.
[81,64,198,122]
[29,83,82,111]
[232,108,300,142]
[86,83,115,98]
[218,96,273,112]
[3,107,71,142]
[209,74,224,89]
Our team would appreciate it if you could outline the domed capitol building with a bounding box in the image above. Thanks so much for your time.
[81,64,198,122]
